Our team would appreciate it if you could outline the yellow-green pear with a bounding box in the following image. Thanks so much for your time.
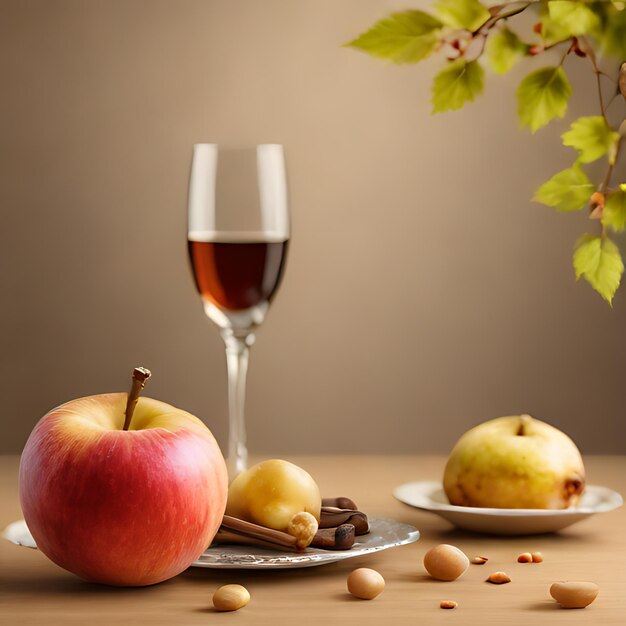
[443,415,585,509]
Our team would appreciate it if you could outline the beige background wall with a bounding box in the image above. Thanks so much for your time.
[1,0,624,456]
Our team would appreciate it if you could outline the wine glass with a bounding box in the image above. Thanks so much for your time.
[187,144,289,479]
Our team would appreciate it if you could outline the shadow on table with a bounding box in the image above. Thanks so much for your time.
[180,535,415,587]
[179,554,381,587]
[0,572,176,598]
[192,591,361,612]
[526,601,562,612]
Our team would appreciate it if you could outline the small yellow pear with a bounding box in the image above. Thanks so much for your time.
[226,459,321,530]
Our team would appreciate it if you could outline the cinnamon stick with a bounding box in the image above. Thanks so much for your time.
[320,507,369,534]
[214,529,298,552]
[219,515,297,549]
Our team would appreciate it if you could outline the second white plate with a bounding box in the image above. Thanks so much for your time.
[393,481,623,535]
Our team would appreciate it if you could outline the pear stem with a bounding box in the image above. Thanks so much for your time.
[122,367,152,431]
[516,414,531,436]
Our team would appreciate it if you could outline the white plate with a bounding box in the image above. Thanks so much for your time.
[3,517,419,570]
[393,481,623,535]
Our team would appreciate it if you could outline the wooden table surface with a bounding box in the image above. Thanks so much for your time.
[1,455,624,625]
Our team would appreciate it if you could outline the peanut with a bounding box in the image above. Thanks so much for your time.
[517,552,532,563]
[213,584,250,612]
[470,555,488,565]
[287,511,318,549]
[440,601,458,609]
[550,582,599,609]
[486,571,511,584]
[347,568,385,600]
[531,552,543,563]
[423,544,469,581]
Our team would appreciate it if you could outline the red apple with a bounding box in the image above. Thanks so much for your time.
[19,393,228,586]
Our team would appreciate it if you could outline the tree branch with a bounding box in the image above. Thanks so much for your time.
[473,1,532,35]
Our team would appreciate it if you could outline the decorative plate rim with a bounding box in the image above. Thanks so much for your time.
[192,517,420,568]
[2,517,420,570]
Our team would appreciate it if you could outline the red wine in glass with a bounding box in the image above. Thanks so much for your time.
[188,235,289,312]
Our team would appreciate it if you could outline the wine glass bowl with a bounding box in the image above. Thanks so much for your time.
[187,144,289,477]
[187,233,289,333]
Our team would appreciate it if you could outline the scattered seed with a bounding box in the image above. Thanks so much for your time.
[347,568,385,600]
[440,600,458,609]
[550,581,598,608]
[517,552,533,563]
[213,584,250,612]
[531,552,543,563]
[471,555,488,565]
[423,544,469,581]
[486,571,511,584]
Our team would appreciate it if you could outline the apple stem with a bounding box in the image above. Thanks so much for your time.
[122,367,152,431]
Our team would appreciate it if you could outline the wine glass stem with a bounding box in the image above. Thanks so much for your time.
[222,332,254,479]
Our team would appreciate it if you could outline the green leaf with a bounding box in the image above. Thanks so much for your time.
[603,185,626,232]
[516,66,572,133]
[533,163,594,212]
[548,1,602,37]
[345,10,443,64]
[486,27,528,74]
[433,0,491,31]
[600,4,626,59]
[561,116,621,164]
[432,59,484,113]
[540,14,573,44]
[573,234,623,305]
